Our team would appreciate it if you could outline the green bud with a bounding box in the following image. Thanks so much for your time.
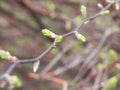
[80,5,87,17]
[102,10,110,15]
[42,29,52,37]
[75,32,86,42]
[0,50,11,60]
[54,35,63,44]
[42,29,57,38]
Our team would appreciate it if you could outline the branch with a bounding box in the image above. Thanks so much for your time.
[0,43,54,80]
[0,2,113,81]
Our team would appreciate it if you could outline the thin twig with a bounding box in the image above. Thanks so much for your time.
[40,41,73,76]
[0,43,54,80]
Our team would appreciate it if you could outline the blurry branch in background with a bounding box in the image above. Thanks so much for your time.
[28,72,68,90]
[20,0,71,22]
[73,29,111,83]
[0,0,120,89]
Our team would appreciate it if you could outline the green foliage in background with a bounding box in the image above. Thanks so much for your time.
[102,76,118,90]
[9,75,22,89]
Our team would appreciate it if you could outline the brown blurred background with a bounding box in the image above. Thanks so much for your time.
[0,0,120,90]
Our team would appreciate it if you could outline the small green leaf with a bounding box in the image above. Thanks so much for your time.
[55,35,63,44]
[102,77,118,90]
[42,29,57,38]
[0,50,11,60]
[9,75,22,89]
[102,10,110,15]
[80,5,87,17]
[75,32,86,42]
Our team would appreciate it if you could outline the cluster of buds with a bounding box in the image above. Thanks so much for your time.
[42,29,63,45]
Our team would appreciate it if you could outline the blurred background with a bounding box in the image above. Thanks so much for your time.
[0,0,120,90]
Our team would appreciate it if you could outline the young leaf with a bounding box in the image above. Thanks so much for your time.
[75,32,86,42]
[33,61,40,72]
[80,5,87,17]
[42,29,58,38]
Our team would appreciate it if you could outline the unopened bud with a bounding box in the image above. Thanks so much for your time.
[54,35,63,44]
[80,5,87,18]
[75,32,86,42]
[97,3,103,9]
[42,29,58,38]
[33,61,40,72]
